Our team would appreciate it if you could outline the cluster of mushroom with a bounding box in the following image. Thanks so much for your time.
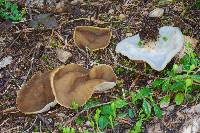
[16,25,197,114]
[73,26,191,72]
[16,64,116,114]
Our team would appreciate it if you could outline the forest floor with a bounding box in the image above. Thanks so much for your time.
[0,0,200,133]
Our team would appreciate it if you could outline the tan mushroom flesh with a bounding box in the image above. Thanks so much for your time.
[50,64,93,108]
[89,64,117,92]
[16,71,56,114]
[50,64,117,108]
[73,26,112,50]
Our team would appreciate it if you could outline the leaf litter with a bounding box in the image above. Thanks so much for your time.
[0,0,199,132]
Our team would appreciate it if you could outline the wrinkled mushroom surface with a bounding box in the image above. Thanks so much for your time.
[50,64,90,108]
[115,26,184,71]
[16,71,56,114]
[17,64,117,113]
[73,26,112,50]
[50,64,117,108]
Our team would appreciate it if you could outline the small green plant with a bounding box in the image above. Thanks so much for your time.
[129,88,162,133]
[131,88,163,119]
[59,125,90,133]
[41,55,49,62]
[130,113,145,133]
[137,40,143,47]
[62,127,75,133]
[152,42,200,106]
[194,0,200,9]
[162,36,168,41]
[93,99,128,131]
[70,100,79,110]
[0,0,26,21]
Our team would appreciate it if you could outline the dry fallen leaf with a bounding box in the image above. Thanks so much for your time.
[0,56,12,69]
[149,8,164,17]
[56,49,72,63]
[30,14,58,29]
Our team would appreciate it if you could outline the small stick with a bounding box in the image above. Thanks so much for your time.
[25,116,38,132]
[37,114,53,131]
[6,70,21,89]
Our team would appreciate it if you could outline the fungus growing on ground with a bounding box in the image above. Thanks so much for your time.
[16,64,117,113]
[116,26,184,71]
[50,64,117,108]
[50,64,91,108]
[16,71,56,114]
[73,26,112,51]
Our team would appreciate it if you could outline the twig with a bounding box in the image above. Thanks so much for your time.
[37,114,53,131]
[26,0,32,20]
[9,32,22,47]
[65,110,85,126]
[6,70,21,89]
[115,118,132,126]
[0,119,9,127]
[25,116,38,132]
[21,46,37,86]
[3,126,22,133]
[193,82,200,86]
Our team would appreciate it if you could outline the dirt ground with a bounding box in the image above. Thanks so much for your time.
[0,0,200,132]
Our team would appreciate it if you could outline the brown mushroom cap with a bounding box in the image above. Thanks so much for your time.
[73,26,112,50]
[50,64,95,108]
[16,64,117,113]
[89,64,117,92]
[16,71,56,114]
[50,64,117,108]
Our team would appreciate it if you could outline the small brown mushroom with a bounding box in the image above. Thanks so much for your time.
[50,64,94,108]
[50,64,117,108]
[17,64,117,113]
[16,71,56,114]
[73,26,112,50]
[89,64,117,92]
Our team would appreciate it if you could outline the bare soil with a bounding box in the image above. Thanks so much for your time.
[0,0,199,132]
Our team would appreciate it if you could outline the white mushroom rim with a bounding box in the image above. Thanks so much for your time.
[115,26,184,71]
[95,82,116,92]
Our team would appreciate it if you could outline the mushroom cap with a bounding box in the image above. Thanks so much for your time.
[50,64,93,108]
[73,26,112,51]
[115,26,184,71]
[89,64,117,92]
[50,64,117,108]
[16,71,56,114]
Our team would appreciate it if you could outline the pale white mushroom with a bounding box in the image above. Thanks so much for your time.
[115,26,184,71]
